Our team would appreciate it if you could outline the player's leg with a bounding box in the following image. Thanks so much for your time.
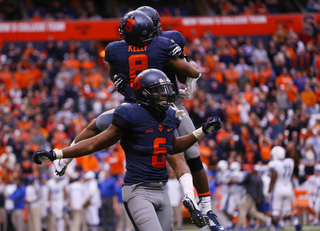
[247,197,271,227]
[226,194,238,229]
[313,197,320,225]
[155,184,175,231]
[167,154,206,228]
[174,98,223,231]
[174,98,210,196]
[122,184,164,231]
[53,109,114,176]
[237,195,251,229]
[282,195,301,231]
[270,191,281,231]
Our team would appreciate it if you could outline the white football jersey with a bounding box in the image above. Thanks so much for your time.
[84,179,102,208]
[66,181,85,210]
[268,158,294,188]
[217,169,230,194]
[47,178,68,204]
[229,170,245,194]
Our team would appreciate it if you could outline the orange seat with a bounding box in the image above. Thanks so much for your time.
[294,188,308,197]
[292,198,310,208]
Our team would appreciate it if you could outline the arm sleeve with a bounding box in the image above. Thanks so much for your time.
[9,188,25,200]
[112,105,132,131]
[104,45,111,63]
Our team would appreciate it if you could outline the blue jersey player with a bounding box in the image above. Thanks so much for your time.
[53,9,206,228]
[33,69,223,231]
[53,9,223,230]
[136,6,224,231]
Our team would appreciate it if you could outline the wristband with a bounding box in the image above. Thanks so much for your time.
[53,149,63,159]
[192,128,206,140]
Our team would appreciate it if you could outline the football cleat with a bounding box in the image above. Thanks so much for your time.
[182,195,206,228]
[205,210,224,231]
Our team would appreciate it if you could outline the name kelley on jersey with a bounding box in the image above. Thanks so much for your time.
[128,45,147,52]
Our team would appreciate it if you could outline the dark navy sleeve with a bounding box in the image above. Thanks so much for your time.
[104,41,119,63]
[155,36,178,60]
[167,107,181,129]
[112,104,132,130]
[162,30,185,49]
[104,44,111,62]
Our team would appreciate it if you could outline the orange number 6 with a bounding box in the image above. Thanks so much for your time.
[152,137,167,168]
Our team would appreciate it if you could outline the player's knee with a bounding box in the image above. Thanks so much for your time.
[186,156,204,172]
[168,154,190,174]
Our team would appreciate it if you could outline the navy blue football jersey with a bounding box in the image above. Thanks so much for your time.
[112,102,180,185]
[161,30,185,50]
[105,36,177,101]
[161,30,187,85]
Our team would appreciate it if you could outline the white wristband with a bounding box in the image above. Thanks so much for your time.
[53,149,63,159]
[192,128,205,140]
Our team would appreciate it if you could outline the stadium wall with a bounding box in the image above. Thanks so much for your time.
[0,13,320,42]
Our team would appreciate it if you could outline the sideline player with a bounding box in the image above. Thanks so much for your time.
[33,69,223,231]
[216,160,230,214]
[267,146,302,231]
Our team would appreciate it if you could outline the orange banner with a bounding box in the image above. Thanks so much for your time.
[0,13,319,42]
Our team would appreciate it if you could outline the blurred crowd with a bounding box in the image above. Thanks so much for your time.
[1,3,320,230]
[1,0,319,21]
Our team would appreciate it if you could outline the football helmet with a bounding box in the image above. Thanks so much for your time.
[270,146,286,160]
[119,10,156,45]
[217,160,228,172]
[136,6,162,35]
[133,69,176,112]
[230,161,241,171]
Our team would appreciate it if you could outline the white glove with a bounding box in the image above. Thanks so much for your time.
[178,89,188,98]
[170,103,186,120]
[184,76,200,99]
[53,158,73,176]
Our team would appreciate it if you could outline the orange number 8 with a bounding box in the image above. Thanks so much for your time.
[128,54,148,87]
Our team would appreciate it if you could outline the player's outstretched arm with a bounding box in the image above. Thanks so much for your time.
[53,117,102,176]
[33,124,123,164]
[170,117,223,154]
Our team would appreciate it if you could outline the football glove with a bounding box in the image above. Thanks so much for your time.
[178,89,188,98]
[53,158,72,176]
[113,73,128,95]
[170,103,186,120]
[183,76,200,99]
[168,42,182,58]
[33,150,56,165]
[202,117,223,134]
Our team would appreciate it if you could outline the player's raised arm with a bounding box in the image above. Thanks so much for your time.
[33,124,123,164]
[170,117,223,154]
